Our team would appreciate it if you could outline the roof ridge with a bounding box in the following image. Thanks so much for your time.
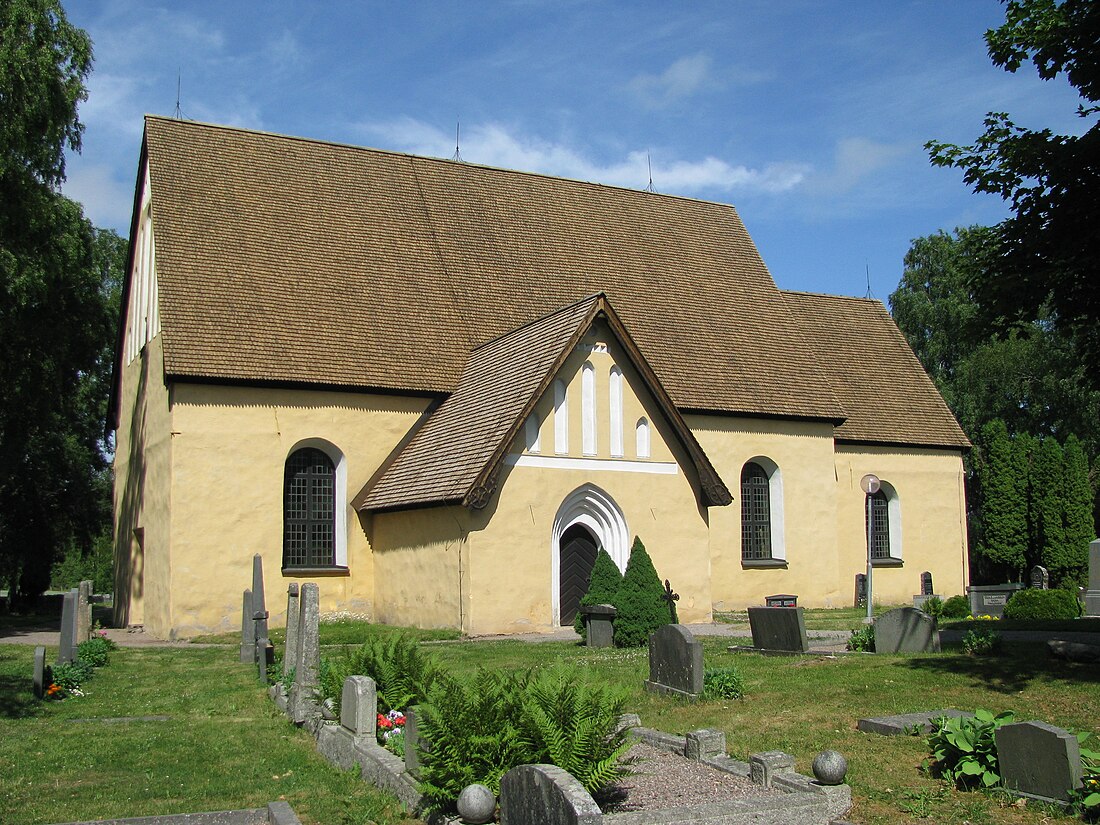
[472,293,605,352]
[143,115,740,211]
[781,289,885,306]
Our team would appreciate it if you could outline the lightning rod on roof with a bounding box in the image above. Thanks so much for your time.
[644,152,657,193]
[865,263,875,300]
[174,71,182,119]
[451,118,464,162]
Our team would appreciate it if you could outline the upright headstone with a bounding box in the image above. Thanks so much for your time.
[1030,565,1049,590]
[1084,539,1100,617]
[33,646,48,699]
[747,606,809,653]
[996,721,1082,803]
[854,573,867,608]
[404,705,423,779]
[920,572,934,596]
[76,580,93,643]
[239,588,255,663]
[579,604,615,648]
[292,582,320,724]
[57,589,78,666]
[498,764,602,825]
[283,583,300,680]
[644,624,703,699]
[251,554,269,663]
[874,606,939,653]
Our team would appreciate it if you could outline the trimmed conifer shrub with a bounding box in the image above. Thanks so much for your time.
[573,548,624,639]
[1002,588,1080,621]
[612,537,672,647]
[941,595,971,619]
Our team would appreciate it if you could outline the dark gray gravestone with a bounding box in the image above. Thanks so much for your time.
[747,606,809,653]
[256,637,275,684]
[251,554,269,663]
[1084,539,1100,617]
[33,646,48,699]
[967,583,1025,619]
[874,606,939,653]
[57,589,78,665]
[239,588,255,663]
[292,582,320,724]
[1030,565,1049,590]
[920,571,934,596]
[499,764,602,825]
[644,624,703,699]
[854,573,866,608]
[283,583,300,680]
[77,580,93,643]
[996,721,1082,803]
[579,604,615,648]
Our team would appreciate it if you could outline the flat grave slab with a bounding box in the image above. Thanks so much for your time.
[857,709,970,736]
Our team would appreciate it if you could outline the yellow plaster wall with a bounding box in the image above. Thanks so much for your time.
[687,415,844,609]
[163,384,431,638]
[112,335,173,633]
[834,445,969,605]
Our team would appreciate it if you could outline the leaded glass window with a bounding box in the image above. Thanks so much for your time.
[283,448,336,568]
[866,490,891,560]
[740,462,772,560]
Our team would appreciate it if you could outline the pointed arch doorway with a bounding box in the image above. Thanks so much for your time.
[551,484,629,626]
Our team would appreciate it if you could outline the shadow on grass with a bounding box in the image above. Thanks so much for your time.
[902,643,1100,693]
[0,650,44,719]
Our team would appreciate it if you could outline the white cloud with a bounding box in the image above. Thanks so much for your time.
[357,118,807,196]
[61,162,134,232]
[804,137,909,195]
[627,54,713,108]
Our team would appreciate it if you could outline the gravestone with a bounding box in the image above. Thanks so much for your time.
[1030,565,1049,590]
[33,646,49,699]
[77,579,93,643]
[340,675,377,738]
[579,604,615,648]
[251,554,269,663]
[996,721,1082,803]
[239,588,255,663]
[967,583,1025,619]
[292,582,320,724]
[283,583,300,680]
[749,750,796,789]
[747,606,809,653]
[498,764,602,825]
[685,728,726,761]
[920,571,934,596]
[874,606,939,653]
[644,623,703,699]
[404,705,423,779]
[1085,539,1100,617]
[57,589,78,665]
[854,573,866,608]
[764,593,797,607]
[256,636,275,684]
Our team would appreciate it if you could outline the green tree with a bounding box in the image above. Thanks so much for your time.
[973,420,1029,582]
[1030,436,1067,579]
[926,0,1100,387]
[1061,434,1095,588]
[612,537,671,648]
[0,0,118,606]
[573,548,623,638]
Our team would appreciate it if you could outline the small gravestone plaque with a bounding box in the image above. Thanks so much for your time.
[854,573,867,608]
[239,588,255,663]
[644,624,703,699]
[765,593,797,607]
[996,721,1082,803]
[579,604,615,648]
[920,571,933,596]
[57,589,78,666]
[747,606,809,653]
[340,675,377,737]
[874,606,939,653]
[1030,565,1049,590]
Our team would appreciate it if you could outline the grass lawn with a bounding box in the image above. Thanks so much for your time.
[717,604,903,631]
[0,643,418,825]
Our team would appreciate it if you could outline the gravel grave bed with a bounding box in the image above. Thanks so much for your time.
[601,741,782,813]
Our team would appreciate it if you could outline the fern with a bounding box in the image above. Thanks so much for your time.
[316,631,440,716]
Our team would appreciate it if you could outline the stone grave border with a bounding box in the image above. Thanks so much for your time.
[54,800,301,825]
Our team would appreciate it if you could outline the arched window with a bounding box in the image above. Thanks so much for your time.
[609,366,623,457]
[283,445,344,569]
[554,380,568,455]
[866,482,902,562]
[582,362,596,456]
[635,417,650,458]
[741,462,772,560]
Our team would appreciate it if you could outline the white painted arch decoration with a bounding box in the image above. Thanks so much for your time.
[550,484,630,625]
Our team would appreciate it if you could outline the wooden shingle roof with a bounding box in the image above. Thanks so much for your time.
[136,116,844,420]
[782,291,970,449]
[355,294,732,512]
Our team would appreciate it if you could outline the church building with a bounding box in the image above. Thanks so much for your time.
[110,117,970,638]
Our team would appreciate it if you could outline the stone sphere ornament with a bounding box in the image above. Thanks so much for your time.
[812,750,848,785]
[456,783,496,824]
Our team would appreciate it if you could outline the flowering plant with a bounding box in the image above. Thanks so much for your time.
[377,709,406,743]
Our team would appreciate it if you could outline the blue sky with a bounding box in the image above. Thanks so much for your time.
[62,0,1086,302]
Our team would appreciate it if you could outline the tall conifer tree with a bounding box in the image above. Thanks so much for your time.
[976,419,1029,581]
[1062,435,1095,589]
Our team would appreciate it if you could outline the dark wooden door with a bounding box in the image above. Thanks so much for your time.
[559,524,599,625]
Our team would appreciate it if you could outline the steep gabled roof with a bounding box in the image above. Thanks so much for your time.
[355,295,733,513]
[131,116,845,422]
[782,291,970,449]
